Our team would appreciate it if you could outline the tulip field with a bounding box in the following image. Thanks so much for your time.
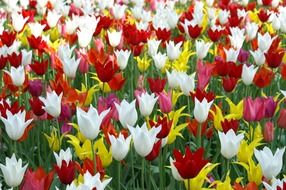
[1,0,286,189]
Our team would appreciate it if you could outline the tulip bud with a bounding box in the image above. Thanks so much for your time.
[158,91,172,113]
[263,121,274,142]
[28,79,43,97]
[278,109,286,129]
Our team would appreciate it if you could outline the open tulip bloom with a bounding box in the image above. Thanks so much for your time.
[0,0,286,189]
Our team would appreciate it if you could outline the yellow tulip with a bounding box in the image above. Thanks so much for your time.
[237,138,262,163]
[211,172,233,190]
[66,134,93,160]
[76,83,99,106]
[171,90,183,107]
[44,128,61,152]
[210,105,224,131]
[135,54,151,72]
[184,163,219,190]
[91,74,111,94]
[94,137,112,168]
[225,98,243,120]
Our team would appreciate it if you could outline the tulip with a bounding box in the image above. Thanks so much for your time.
[278,109,286,129]
[246,22,259,40]
[254,147,285,179]
[166,41,182,61]
[0,110,33,141]
[54,160,77,185]
[29,97,45,116]
[171,147,209,179]
[107,30,122,48]
[152,52,167,69]
[21,49,32,66]
[218,129,244,159]
[76,106,110,140]
[138,92,158,117]
[0,154,28,187]
[20,167,54,190]
[257,32,275,52]
[195,39,212,60]
[80,171,112,190]
[30,60,48,76]
[128,122,161,157]
[229,27,245,49]
[241,64,258,85]
[243,97,265,122]
[112,3,126,20]
[147,39,161,56]
[11,12,29,32]
[109,133,131,161]
[194,97,213,123]
[62,56,81,78]
[39,91,63,118]
[178,72,196,96]
[166,70,180,89]
[77,27,93,48]
[5,65,25,87]
[147,77,166,94]
[263,121,274,142]
[115,99,138,128]
[28,23,46,38]
[218,9,230,25]
[46,10,61,28]
[250,49,265,66]
[28,79,43,97]
[158,91,172,113]
[114,49,131,70]
[224,48,240,63]
[263,178,286,190]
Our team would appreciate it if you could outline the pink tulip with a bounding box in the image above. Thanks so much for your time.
[243,97,265,121]
[158,91,172,113]
[263,121,274,142]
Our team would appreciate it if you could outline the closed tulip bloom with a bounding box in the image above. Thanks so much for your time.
[46,10,61,28]
[0,154,28,187]
[278,109,286,128]
[11,12,29,32]
[194,97,213,123]
[178,72,196,96]
[114,49,131,70]
[62,56,81,78]
[0,110,33,141]
[166,41,182,61]
[254,147,285,179]
[21,49,32,66]
[109,133,131,161]
[77,27,93,48]
[242,64,258,85]
[195,39,212,60]
[152,52,167,69]
[147,39,161,56]
[5,65,25,87]
[243,97,265,122]
[246,22,259,40]
[76,106,110,140]
[107,30,122,48]
[138,92,158,117]
[166,70,180,89]
[115,99,138,128]
[158,91,172,113]
[263,121,274,142]
[39,91,63,118]
[218,129,244,159]
[128,123,161,157]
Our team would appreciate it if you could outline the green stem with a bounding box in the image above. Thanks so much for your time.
[117,161,121,190]
[196,123,202,148]
[141,159,145,189]
[159,150,164,190]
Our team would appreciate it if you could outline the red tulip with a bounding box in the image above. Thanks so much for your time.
[221,119,239,133]
[265,49,284,68]
[278,109,286,129]
[94,15,112,36]
[155,28,171,42]
[258,8,270,22]
[0,31,16,47]
[262,0,272,5]
[55,160,78,185]
[8,52,22,68]
[188,24,202,39]
[145,140,162,161]
[172,147,208,179]
[0,55,7,69]
[147,77,166,93]
[222,77,238,92]
[30,60,49,75]
[208,28,222,42]
[108,72,126,91]
[263,121,274,142]
[94,56,119,83]
[149,116,172,139]
[27,35,47,53]
[29,97,45,116]
[20,167,54,190]
[233,182,259,190]
[187,119,209,138]
[28,79,43,97]
[253,66,274,88]
[191,88,215,103]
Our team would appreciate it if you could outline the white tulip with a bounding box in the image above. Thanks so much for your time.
[11,12,29,32]
[39,91,63,118]
[138,92,158,117]
[109,133,131,161]
[5,66,25,87]
[147,39,161,57]
[76,106,110,140]
[218,129,244,159]
[195,39,212,60]
[115,99,138,128]
[46,9,61,28]
[166,41,182,61]
[114,49,131,70]
[128,123,161,157]
[0,110,33,141]
[28,23,46,38]
[263,177,286,190]
[21,49,32,66]
[250,49,265,66]
[224,48,240,63]
[194,97,213,123]
[107,30,122,48]
[178,72,196,96]
[153,52,167,70]
[77,27,93,48]
[241,64,258,85]
[254,147,285,179]
[112,4,126,20]
[62,56,81,78]
[53,148,72,167]
[0,154,28,187]
[229,27,245,49]
[258,32,276,52]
